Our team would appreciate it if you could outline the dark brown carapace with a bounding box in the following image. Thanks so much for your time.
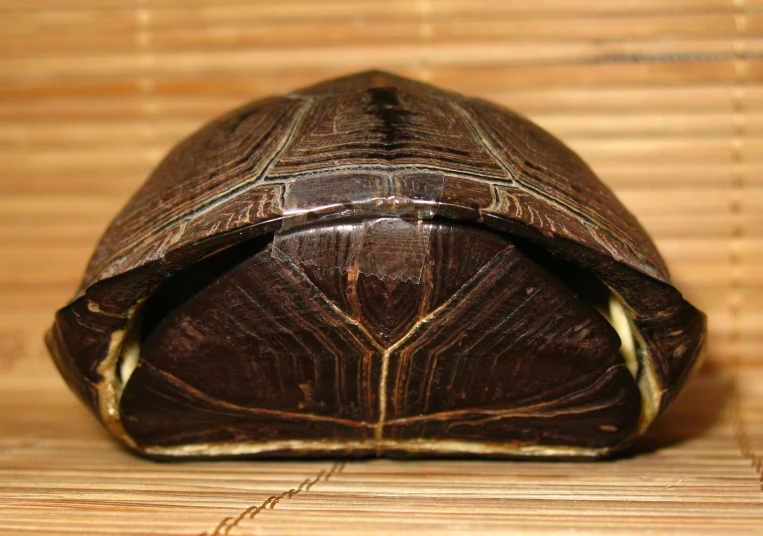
[47,71,705,459]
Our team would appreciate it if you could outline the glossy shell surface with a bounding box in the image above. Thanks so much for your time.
[47,71,705,459]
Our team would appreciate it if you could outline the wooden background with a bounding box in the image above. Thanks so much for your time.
[1,1,761,534]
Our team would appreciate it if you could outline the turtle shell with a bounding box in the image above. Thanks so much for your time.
[47,71,705,459]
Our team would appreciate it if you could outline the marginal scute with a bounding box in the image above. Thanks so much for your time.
[79,96,309,293]
[458,98,670,282]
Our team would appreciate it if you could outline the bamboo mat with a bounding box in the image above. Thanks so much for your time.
[1,0,762,534]
[1,369,761,535]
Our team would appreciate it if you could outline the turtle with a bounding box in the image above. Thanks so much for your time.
[46,70,705,459]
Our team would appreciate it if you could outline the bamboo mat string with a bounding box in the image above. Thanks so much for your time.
[199,461,346,536]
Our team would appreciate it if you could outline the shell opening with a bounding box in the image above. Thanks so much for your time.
[596,289,660,435]
[501,235,644,383]
[594,294,639,380]
[115,234,274,392]
[607,295,638,378]
[119,338,141,386]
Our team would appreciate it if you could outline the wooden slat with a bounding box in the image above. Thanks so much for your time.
[5,112,763,151]
[1,372,760,535]
[0,0,752,29]
[3,43,762,82]
[4,15,763,60]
